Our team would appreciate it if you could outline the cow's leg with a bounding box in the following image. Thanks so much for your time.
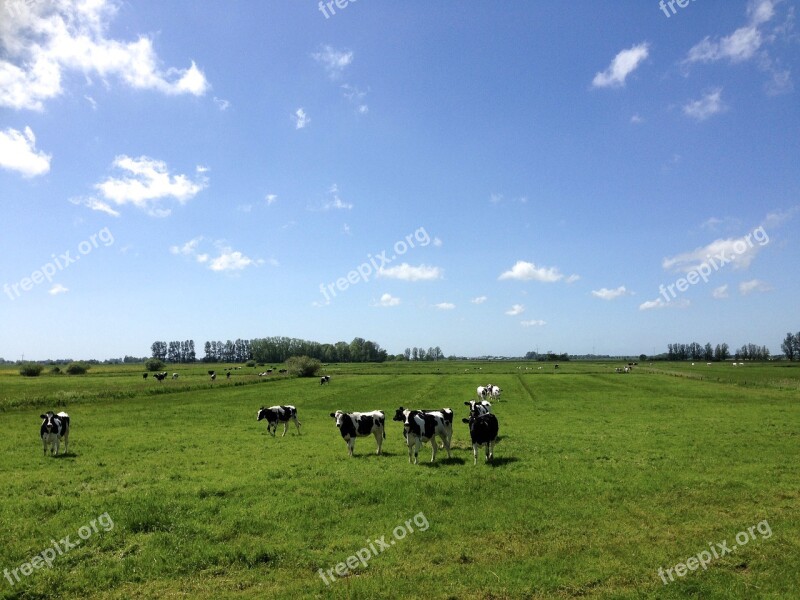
[473,443,479,465]
[293,417,301,435]
[62,429,69,454]
[374,430,382,455]
[348,438,355,457]
[407,438,414,463]
[269,422,276,437]
[281,421,288,437]
[487,441,493,463]
[430,438,437,463]
[42,436,47,456]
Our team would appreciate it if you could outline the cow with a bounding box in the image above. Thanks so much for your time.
[257,406,301,437]
[462,413,499,465]
[154,372,167,381]
[142,373,148,379]
[393,407,453,448]
[320,375,331,385]
[464,400,492,417]
[396,410,452,464]
[40,411,70,456]
[329,410,385,456]
[489,385,501,400]
[476,386,488,400]
[172,373,179,380]
[208,370,216,376]
[226,372,231,379]
[211,373,216,381]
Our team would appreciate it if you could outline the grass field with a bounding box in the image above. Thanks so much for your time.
[1,361,798,599]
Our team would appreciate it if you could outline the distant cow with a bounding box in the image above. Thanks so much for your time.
[211,373,216,381]
[208,370,215,376]
[278,369,287,374]
[397,410,452,464]
[476,386,488,400]
[40,411,70,456]
[489,385,501,400]
[142,373,148,379]
[172,373,179,380]
[154,372,167,381]
[226,372,231,379]
[464,400,492,417]
[462,413,499,465]
[257,406,301,437]
[320,375,331,385]
[329,410,385,456]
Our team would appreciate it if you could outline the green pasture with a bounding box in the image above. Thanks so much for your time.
[0,362,798,599]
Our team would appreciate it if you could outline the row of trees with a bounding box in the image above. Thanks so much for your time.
[667,342,731,361]
[781,332,800,361]
[403,347,445,361]
[150,337,390,364]
[150,341,197,363]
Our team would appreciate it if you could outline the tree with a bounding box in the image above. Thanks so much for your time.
[782,332,797,361]
[145,358,165,371]
[151,341,167,360]
[286,356,321,377]
[412,347,418,361]
[66,362,89,375]
[704,343,713,361]
[404,348,411,361]
[19,362,43,377]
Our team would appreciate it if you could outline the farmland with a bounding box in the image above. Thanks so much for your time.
[1,361,798,599]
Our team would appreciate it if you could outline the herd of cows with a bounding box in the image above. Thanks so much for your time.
[256,383,502,465]
[39,379,502,465]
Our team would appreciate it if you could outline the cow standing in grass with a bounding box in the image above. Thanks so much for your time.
[257,406,301,437]
[462,413,499,465]
[329,410,385,457]
[40,411,70,456]
[397,410,452,464]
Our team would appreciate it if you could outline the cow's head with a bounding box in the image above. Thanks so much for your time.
[40,412,57,433]
[329,411,346,428]
[392,407,408,422]
[257,407,267,421]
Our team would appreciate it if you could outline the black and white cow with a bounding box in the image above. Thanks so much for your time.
[329,410,385,457]
[476,386,489,400]
[257,406,301,437]
[462,413,499,465]
[40,411,70,456]
[154,372,167,382]
[142,373,148,379]
[464,400,492,417]
[320,375,331,385]
[392,407,453,448]
[396,410,452,464]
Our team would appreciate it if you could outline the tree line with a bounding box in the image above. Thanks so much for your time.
[402,347,444,361]
[781,332,800,361]
[150,336,390,364]
[666,341,773,361]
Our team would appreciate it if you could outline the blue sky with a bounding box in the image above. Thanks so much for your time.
[1,0,798,360]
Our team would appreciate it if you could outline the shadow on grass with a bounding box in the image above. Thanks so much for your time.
[51,452,76,460]
[487,456,519,467]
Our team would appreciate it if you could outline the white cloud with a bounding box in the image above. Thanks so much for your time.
[490,193,503,204]
[293,108,310,129]
[565,274,581,284]
[377,263,443,281]
[591,286,630,301]
[213,97,230,111]
[48,283,68,295]
[739,279,772,295]
[630,114,644,124]
[592,42,649,88]
[342,223,351,235]
[713,284,730,299]
[170,237,204,256]
[521,319,546,327]
[94,155,208,217]
[639,297,691,311]
[0,126,50,177]
[324,196,353,210]
[69,196,120,217]
[471,296,487,304]
[265,194,278,205]
[312,45,353,78]
[433,237,443,247]
[435,302,455,310]
[499,260,574,283]
[505,304,525,316]
[662,233,764,272]
[208,249,256,272]
[373,293,400,307]
[0,0,209,111]
[84,95,97,110]
[683,88,725,121]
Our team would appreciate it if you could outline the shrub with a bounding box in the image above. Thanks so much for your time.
[66,362,89,375]
[50,366,61,374]
[246,360,256,367]
[145,358,165,372]
[19,362,43,377]
[286,356,321,378]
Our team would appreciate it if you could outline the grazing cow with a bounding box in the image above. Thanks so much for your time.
[278,369,287,374]
[172,373,179,380]
[211,373,216,381]
[623,366,631,373]
[476,386,488,400]
[40,411,70,456]
[615,367,623,373]
[267,369,273,375]
[329,410,385,456]
[320,375,331,385]
[554,364,559,370]
[208,370,216,376]
[142,373,148,379]
[154,372,167,382]
[257,406,301,437]
[489,385,501,400]
[226,372,231,380]
[464,400,492,417]
[462,413,499,465]
[396,410,452,464]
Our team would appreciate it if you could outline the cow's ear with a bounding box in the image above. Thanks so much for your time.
[461,418,470,423]
[40,414,46,419]
[329,412,336,418]
[464,401,470,405]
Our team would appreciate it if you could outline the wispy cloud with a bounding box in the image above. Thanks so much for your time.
[214,97,231,111]
[312,45,353,79]
[95,156,208,217]
[170,237,263,273]
[739,279,772,295]
[378,263,443,281]
[435,302,455,310]
[683,88,725,121]
[592,42,650,88]
[713,284,730,299]
[373,293,400,307]
[498,260,576,283]
[266,194,278,206]
[69,196,120,217]
[591,286,630,301]
[0,126,50,177]
[471,296,487,304]
[48,283,69,296]
[639,297,691,311]
[521,319,546,327]
[505,304,525,316]
[293,108,310,129]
